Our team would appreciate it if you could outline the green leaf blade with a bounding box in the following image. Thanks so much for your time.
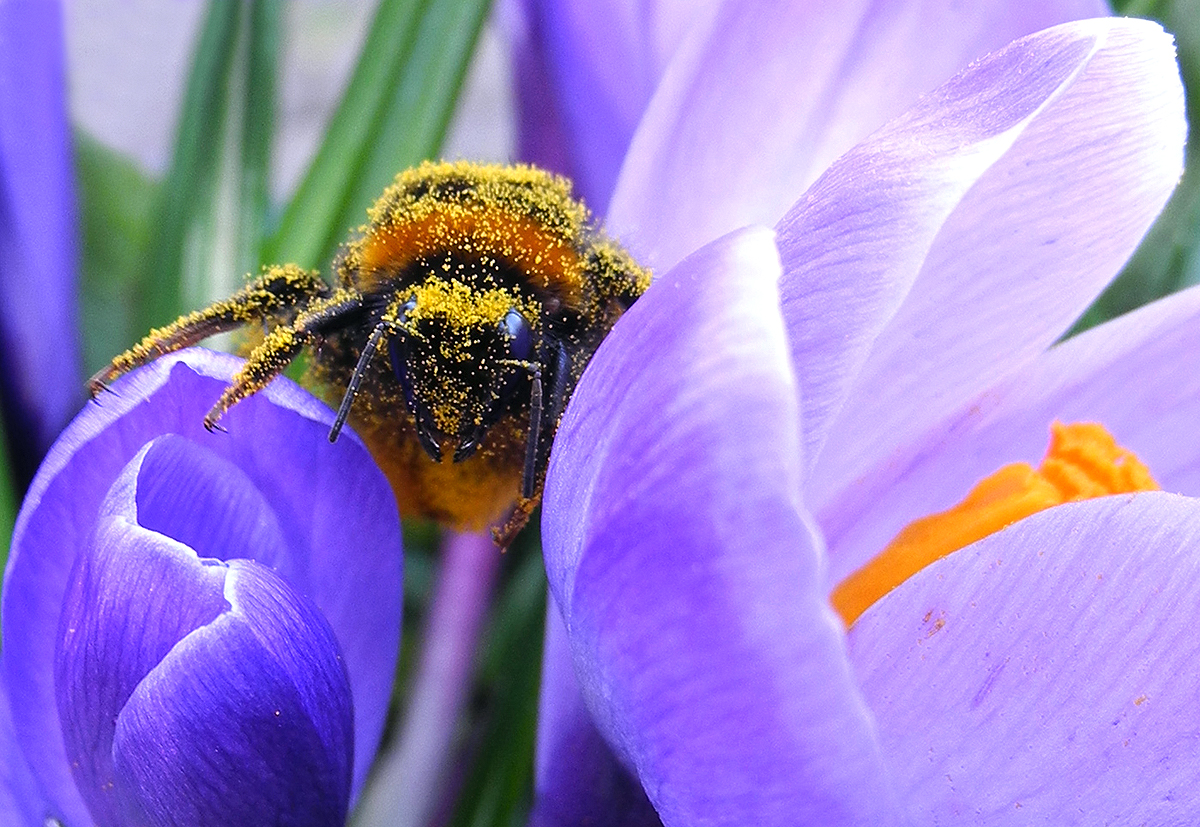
[266,0,494,271]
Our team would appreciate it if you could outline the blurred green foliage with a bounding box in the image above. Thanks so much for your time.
[77,0,493,375]
[1073,0,1200,331]
[265,0,492,270]
[0,431,14,587]
[139,1,278,338]
[77,132,159,377]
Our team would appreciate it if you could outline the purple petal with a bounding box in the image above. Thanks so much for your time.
[506,0,721,213]
[544,227,901,825]
[606,0,1106,272]
[0,674,45,827]
[506,0,574,182]
[802,18,1185,511]
[56,438,352,825]
[530,600,659,827]
[127,433,291,566]
[823,284,1200,583]
[849,493,1200,822]
[55,501,230,825]
[0,2,82,475]
[3,349,400,825]
[111,559,352,827]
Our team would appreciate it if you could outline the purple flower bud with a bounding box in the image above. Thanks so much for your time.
[3,350,402,827]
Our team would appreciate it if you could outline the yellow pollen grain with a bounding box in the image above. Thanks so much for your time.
[831,422,1159,627]
[408,278,529,330]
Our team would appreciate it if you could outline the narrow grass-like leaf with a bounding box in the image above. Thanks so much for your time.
[75,131,159,376]
[137,0,280,334]
[0,424,15,584]
[449,542,545,827]
[183,0,281,310]
[238,0,279,274]
[266,0,494,271]
[262,0,423,269]
[136,1,241,331]
[335,0,493,239]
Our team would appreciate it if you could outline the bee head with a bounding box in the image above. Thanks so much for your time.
[388,277,538,463]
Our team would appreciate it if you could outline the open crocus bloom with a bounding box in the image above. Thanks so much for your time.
[1,350,403,827]
[531,12,1198,827]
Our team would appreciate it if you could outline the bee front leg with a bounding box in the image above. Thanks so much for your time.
[204,289,365,431]
[88,264,330,396]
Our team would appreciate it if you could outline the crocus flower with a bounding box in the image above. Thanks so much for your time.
[523,10,1196,827]
[0,1,82,485]
[1,350,403,827]
[510,0,1110,226]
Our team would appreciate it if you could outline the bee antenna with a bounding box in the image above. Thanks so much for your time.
[329,320,389,442]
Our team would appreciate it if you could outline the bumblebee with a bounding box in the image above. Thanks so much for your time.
[91,161,651,545]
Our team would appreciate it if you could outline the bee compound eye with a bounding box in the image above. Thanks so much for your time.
[388,336,417,412]
[398,294,418,322]
[500,309,533,362]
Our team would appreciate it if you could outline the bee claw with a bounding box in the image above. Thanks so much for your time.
[87,378,119,402]
[415,420,443,461]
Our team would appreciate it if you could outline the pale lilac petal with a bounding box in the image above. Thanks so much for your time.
[530,600,659,827]
[0,1,81,476]
[543,227,901,825]
[823,284,1200,583]
[808,18,1185,509]
[607,0,1106,271]
[3,349,400,824]
[506,0,720,212]
[111,560,352,827]
[849,493,1200,823]
[775,26,1098,487]
[507,0,574,183]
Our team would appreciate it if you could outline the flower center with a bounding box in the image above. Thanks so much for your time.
[831,422,1159,626]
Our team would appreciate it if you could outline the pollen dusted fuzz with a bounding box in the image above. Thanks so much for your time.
[91,161,651,545]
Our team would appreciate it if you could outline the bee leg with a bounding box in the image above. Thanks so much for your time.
[204,290,364,431]
[491,494,540,551]
[329,291,420,442]
[88,264,330,396]
[329,319,389,442]
[535,341,573,475]
[491,343,572,549]
[521,365,543,499]
[491,365,544,548]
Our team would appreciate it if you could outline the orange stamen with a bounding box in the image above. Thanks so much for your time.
[831,422,1159,626]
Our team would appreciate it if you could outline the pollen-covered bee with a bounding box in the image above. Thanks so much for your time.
[90,161,651,545]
